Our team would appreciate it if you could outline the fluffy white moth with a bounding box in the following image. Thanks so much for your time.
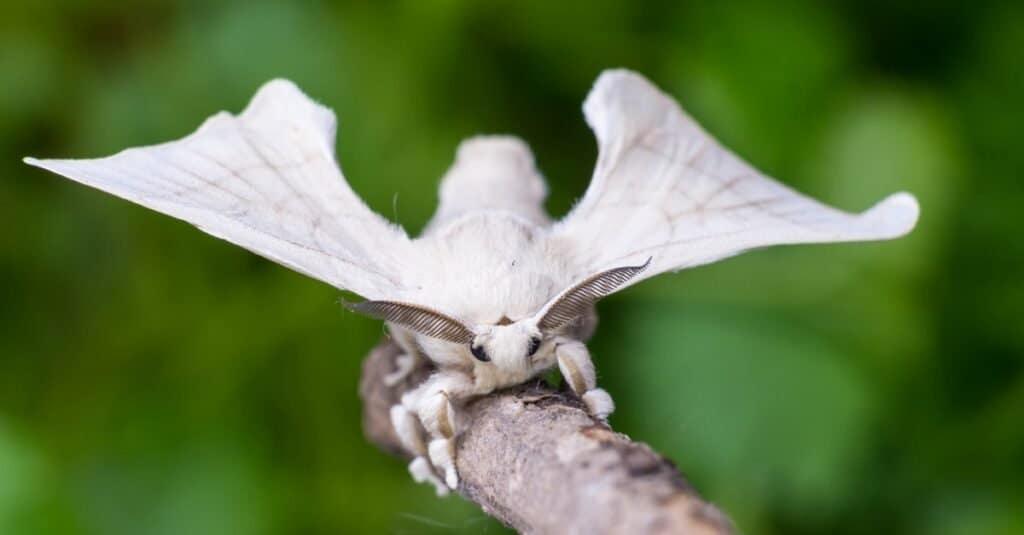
[25,69,919,495]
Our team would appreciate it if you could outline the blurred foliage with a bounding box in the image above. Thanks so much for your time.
[1,1,1022,534]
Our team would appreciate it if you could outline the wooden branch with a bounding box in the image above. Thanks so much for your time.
[359,338,736,535]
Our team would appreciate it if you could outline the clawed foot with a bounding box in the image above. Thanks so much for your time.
[389,371,473,496]
[408,457,450,496]
[555,339,615,422]
[429,438,459,490]
[406,445,458,496]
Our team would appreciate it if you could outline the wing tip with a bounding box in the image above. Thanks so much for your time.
[863,191,920,239]
[23,156,62,172]
[585,69,642,112]
[242,78,337,142]
[592,68,645,89]
[247,78,317,111]
[584,69,671,137]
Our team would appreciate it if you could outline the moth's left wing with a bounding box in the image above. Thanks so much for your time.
[26,80,414,299]
[551,70,918,287]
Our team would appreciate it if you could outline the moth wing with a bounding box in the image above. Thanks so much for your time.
[551,69,918,287]
[26,80,414,299]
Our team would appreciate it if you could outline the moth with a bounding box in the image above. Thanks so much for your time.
[25,69,918,495]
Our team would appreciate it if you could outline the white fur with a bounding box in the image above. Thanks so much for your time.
[25,69,919,493]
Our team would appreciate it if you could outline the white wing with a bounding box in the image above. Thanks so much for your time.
[25,80,414,299]
[551,69,919,286]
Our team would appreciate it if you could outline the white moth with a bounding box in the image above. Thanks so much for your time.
[25,69,918,495]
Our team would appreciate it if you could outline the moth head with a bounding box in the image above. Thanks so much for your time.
[342,299,544,372]
[469,320,544,374]
[342,257,649,373]
[534,258,651,333]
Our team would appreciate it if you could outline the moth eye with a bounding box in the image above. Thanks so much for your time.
[527,336,542,357]
[470,344,490,362]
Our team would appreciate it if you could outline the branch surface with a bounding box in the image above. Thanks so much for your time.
[359,339,736,535]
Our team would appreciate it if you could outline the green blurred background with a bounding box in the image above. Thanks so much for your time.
[2,1,1022,534]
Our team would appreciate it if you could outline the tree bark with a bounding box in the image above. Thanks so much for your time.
[359,338,736,535]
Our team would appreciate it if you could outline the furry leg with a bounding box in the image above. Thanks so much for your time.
[383,353,416,386]
[390,404,448,495]
[384,327,423,386]
[429,438,458,490]
[556,339,615,420]
[400,370,474,491]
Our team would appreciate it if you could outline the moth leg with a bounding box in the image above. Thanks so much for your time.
[383,353,417,386]
[402,370,474,491]
[555,338,615,421]
[390,404,448,495]
[384,328,422,386]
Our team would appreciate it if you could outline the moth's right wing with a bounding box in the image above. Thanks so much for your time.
[26,80,414,299]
